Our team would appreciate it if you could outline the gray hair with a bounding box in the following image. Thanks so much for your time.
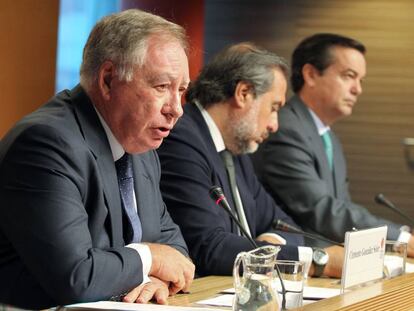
[186,42,288,109]
[80,9,187,88]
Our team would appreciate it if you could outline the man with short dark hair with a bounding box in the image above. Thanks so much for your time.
[252,33,414,255]
[0,9,194,309]
[158,42,343,278]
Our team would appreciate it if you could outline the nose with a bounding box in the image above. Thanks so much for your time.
[352,79,363,96]
[163,93,183,119]
[267,113,278,133]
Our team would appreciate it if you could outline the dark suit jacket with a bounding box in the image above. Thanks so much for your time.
[252,95,401,246]
[0,85,187,309]
[157,103,303,276]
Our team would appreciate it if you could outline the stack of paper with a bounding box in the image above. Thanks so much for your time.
[65,301,227,311]
[195,286,341,308]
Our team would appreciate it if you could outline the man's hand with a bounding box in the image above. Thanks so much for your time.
[309,245,344,278]
[256,234,285,245]
[407,235,414,257]
[123,277,169,304]
[147,243,195,295]
[322,245,344,278]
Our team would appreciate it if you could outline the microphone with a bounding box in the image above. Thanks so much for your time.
[209,185,287,310]
[273,219,344,247]
[209,185,258,248]
[375,193,414,227]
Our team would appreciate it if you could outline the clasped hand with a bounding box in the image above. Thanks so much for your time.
[124,244,195,304]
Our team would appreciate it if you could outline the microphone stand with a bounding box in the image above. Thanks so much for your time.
[273,220,344,247]
[294,230,343,247]
[375,193,414,227]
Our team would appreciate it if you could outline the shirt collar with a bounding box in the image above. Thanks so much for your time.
[307,107,330,136]
[194,101,226,152]
[94,106,125,161]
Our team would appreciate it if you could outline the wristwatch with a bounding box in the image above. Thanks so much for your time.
[312,248,329,277]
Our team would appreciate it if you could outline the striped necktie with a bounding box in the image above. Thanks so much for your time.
[115,153,142,243]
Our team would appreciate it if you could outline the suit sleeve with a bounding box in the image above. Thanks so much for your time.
[0,125,143,305]
[255,117,401,242]
[158,123,299,276]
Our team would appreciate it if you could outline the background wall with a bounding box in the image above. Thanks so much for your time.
[0,0,59,138]
[122,0,204,81]
[205,0,414,224]
[1,0,413,225]
[0,0,203,138]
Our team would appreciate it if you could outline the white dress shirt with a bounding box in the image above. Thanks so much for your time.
[95,108,151,284]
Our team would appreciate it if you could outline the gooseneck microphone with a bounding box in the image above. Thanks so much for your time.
[209,185,287,310]
[209,186,257,246]
[375,193,414,227]
[273,219,344,247]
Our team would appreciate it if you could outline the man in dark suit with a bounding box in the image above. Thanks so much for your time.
[0,9,194,309]
[158,43,343,278]
[252,33,414,254]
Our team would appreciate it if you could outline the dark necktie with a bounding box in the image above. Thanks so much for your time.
[220,149,251,237]
[115,153,142,243]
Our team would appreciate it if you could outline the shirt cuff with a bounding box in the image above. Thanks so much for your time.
[126,243,152,284]
[257,233,287,245]
[298,246,313,278]
[397,230,411,244]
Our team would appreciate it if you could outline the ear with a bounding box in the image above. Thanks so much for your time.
[302,63,321,88]
[233,81,253,109]
[98,61,116,101]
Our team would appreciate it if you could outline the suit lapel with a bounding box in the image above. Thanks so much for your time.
[290,96,335,195]
[186,104,242,232]
[71,85,124,246]
[186,104,232,192]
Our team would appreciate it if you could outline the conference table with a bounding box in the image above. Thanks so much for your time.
[168,271,414,310]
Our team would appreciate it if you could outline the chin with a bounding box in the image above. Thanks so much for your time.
[341,105,354,115]
[152,139,164,150]
[127,140,163,154]
[244,142,259,154]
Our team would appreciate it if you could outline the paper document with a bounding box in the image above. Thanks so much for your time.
[303,286,340,300]
[220,286,340,300]
[406,262,414,273]
[196,294,233,307]
[196,286,341,308]
[64,301,227,311]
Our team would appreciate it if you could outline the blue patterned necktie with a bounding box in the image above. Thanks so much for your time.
[115,153,142,243]
[321,131,333,171]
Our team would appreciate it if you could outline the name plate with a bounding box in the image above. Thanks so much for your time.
[341,226,387,292]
